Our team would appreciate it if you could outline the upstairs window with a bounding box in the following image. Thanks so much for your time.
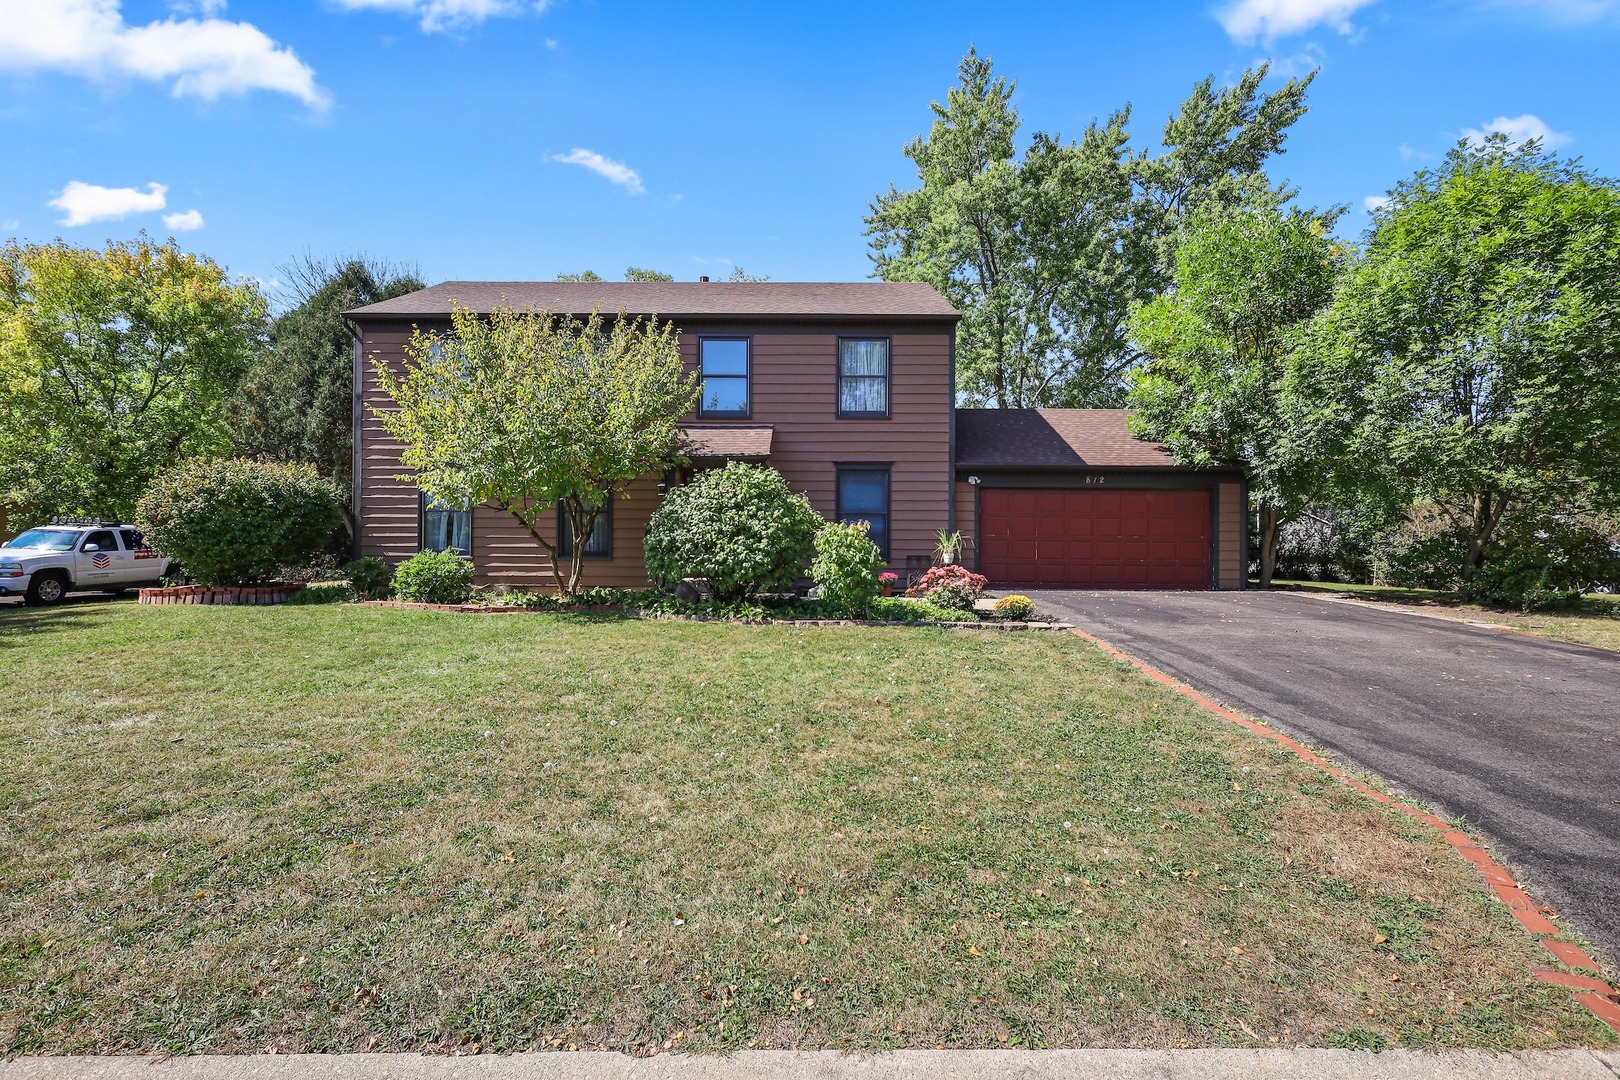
[836,466,891,558]
[838,338,890,418]
[559,500,612,558]
[698,338,750,417]
[422,495,472,556]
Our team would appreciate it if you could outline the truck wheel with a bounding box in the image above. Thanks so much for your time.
[25,571,69,607]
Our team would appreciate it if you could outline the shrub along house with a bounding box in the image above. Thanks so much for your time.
[346,281,1246,591]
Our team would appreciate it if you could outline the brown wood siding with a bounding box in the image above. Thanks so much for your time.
[954,481,977,571]
[356,318,955,587]
[1218,481,1244,589]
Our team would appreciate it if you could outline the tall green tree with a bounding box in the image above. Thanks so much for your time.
[229,256,423,527]
[867,49,1312,407]
[559,268,677,282]
[373,305,698,595]
[1128,203,1341,586]
[1289,136,1620,578]
[0,236,266,520]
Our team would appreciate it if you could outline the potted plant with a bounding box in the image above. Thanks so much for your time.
[878,571,899,596]
[935,529,963,566]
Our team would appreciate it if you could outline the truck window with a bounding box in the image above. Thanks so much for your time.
[82,530,118,552]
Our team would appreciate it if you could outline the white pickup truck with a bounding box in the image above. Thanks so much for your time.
[0,521,177,606]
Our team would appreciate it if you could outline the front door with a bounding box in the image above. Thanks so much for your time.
[75,528,129,589]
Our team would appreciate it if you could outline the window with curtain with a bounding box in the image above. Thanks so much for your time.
[698,338,749,417]
[559,501,612,558]
[421,496,472,556]
[836,466,891,557]
[838,338,890,417]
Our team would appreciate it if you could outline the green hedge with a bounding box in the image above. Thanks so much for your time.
[135,458,343,587]
[643,463,823,600]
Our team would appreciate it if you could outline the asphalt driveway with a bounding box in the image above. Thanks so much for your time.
[1029,589,1620,969]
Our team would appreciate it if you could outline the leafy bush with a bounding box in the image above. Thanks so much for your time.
[134,458,344,587]
[285,582,354,605]
[1459,517,1620,612]
[810,521,885,617]
[1273,504,1377,583]
[992,594,1036,620]
[644,463,824,601]
[345,556,394,601]
[277,553,343,584]
[906,564,988,612]
[869,596,972,623]
[392,549,474,604]
[1371,507,1467,590]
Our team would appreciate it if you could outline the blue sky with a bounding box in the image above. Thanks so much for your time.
[2,0,1617,303]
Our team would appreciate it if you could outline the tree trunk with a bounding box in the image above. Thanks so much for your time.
[563,500,602,597]
[502,501,567,597]
[1257,504,1281,589]
[1463,491,1508,579]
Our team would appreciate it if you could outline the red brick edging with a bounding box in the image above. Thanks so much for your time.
[1069,626,1620,1035]
[139,584,305,606]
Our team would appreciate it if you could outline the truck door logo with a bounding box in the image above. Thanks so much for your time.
[92,552,110,569]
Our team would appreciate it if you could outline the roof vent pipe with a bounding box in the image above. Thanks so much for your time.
[699,276,710,282]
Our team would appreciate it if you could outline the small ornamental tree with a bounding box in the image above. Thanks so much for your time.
[373,304,698,596]
[643,463,823,600]
[134,458,344,586]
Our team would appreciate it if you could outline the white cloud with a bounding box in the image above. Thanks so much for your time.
[551,148,644,195]
[1217,0,1376,42]
[0,0,327,108]
[1461,113,1572,149]
[49,181,167,226]
[162,208,204,231]
[330,0,546,33]
[1,219,19,232]
[1363,195,1390,213]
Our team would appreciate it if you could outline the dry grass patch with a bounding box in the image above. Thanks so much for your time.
[1278,581,1620,653]
[0,603,1611,1055]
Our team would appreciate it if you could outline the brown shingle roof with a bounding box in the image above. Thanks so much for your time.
[345,281,958,320]
[954,409,1177,468]
[681,425,773,461]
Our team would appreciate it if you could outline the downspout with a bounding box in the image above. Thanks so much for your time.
[345,316,364,562]
[947,322,958,538]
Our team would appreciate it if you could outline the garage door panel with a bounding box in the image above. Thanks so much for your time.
[980,487,1211,590]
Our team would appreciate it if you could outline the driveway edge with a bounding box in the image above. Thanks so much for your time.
[1068,626,1620,1036]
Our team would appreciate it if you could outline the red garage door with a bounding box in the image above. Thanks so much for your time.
[978,488,1211,589]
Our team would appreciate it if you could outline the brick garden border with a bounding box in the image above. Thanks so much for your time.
[139,584,305,606]
[360,600,1073,631]
[1069,625,1620,1035]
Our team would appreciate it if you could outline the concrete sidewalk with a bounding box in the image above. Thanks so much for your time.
[2,1051,1618,1080]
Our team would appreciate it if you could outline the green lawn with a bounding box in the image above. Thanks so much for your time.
[0,602,1610,1055]
[1274,580,1620,653]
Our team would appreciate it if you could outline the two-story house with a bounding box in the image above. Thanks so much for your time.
[346,281,1246,590]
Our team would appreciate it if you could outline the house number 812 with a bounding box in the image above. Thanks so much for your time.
[1084,475,1107,485]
